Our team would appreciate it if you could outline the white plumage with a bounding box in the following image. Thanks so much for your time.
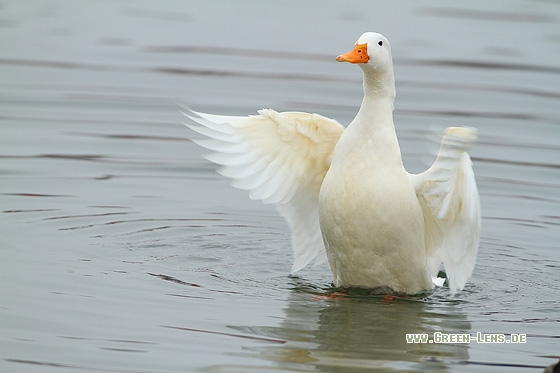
[183,32,480,295]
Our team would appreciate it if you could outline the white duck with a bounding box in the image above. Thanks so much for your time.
[183,32,480,295]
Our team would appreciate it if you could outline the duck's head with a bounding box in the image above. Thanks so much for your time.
[336,32,393,73]
[336,32,395,97]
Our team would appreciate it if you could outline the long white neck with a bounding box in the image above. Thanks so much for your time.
[362,63,395,99]
[343,66,402,167]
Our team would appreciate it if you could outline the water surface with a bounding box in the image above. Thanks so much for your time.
[1,0,559,372]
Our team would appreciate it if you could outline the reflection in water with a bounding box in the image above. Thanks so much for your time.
[236,285,470,372]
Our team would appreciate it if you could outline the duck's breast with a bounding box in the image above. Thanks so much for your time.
[318,155,431,293]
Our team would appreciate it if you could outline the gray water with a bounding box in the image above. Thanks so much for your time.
[1,0,559,372]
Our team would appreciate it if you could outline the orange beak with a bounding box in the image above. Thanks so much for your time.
[336,43,369,63]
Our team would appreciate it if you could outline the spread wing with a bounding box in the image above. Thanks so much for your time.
[182,107,345,272]
[410,127,481,295]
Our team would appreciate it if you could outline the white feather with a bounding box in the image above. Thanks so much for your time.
[181,107,344,271]
[410,127,481,295]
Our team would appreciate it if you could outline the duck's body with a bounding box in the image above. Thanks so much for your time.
[320,162,430,293]
[184,32,480,295]
[319,99,431,293]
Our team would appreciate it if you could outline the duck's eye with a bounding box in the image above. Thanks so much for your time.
[378,40,383,46]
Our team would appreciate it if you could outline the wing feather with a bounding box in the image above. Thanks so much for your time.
[411,127,481,295]
[182,107,345,272]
